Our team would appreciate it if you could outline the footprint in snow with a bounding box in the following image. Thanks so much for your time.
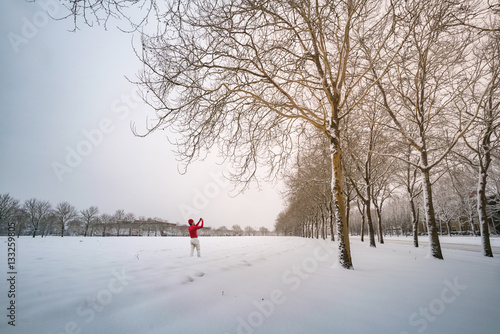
[183,276,195,284]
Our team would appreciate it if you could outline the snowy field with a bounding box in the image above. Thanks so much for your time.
[1,236,500,334]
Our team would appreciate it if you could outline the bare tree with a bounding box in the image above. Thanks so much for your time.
[217,225,229,236]
[244,226,255,236]
[23,198,52,238]
[454,0,500,32]
[100,213,113,236]
[433,174,463,236]
[343,95,393,248]
[445,162,478,234]
[393,144,422,247]
[371,173,397,244]
[372,0,483,259]
[280,134,335,240]
[460,35,500,256]
[53,202,79,237]
[81,206,100,237]
[275,209,296,236]
[0,194,19,235]
[13,206,27,238]
[383,195,412,237]
[345,143,377,247]
[354,199,366,241]
[113,209,127,236]
[39,211,56,237]
[125,212,136,236]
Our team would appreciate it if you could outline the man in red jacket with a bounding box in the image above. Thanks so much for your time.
[188,218,204,257]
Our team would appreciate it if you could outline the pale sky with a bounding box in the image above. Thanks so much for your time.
[0,0,284,230]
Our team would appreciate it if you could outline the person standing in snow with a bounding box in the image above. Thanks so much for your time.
[188,218,204,257]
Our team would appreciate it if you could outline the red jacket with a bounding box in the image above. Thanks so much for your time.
[189,220,204,238]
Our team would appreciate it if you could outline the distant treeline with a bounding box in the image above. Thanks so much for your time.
[0,193,273,237]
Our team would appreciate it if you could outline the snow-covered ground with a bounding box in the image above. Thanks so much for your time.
[1,236,499,334]
[383,234,500,246]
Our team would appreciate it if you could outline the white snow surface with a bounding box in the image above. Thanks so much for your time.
[1,236,499,334]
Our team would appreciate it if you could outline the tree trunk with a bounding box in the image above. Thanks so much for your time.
[329,201,335,242]
[478,165,493,257]
[40,222,47,238]
[345,195,351,238]
[422,167,444,259]
[321,210,326,240]
[375,205,384,244]
[315,217,319,239]
[470,216,476,236]
[490,217,498,235]
[361,205,365,242]
[365,194,376,248]
[410,198,419,247]
[331,133,353,269]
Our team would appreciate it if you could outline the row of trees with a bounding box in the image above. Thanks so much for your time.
[0,193,273,237]
[273,0,500,257]
[265,0,500,263]
[36,0,499,268]
[0,194,136,237]
[200,224,273,237]
[275,138,500,244]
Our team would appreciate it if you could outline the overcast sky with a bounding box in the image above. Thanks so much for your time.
[0,0,284,230]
